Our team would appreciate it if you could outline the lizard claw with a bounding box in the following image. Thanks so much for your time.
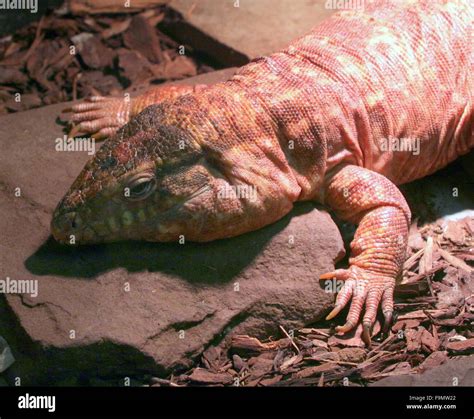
[320,266,395,346]
[63,96,131,140]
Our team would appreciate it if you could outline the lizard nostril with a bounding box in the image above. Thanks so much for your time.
[53,211,79,233]
[68,212,82,230]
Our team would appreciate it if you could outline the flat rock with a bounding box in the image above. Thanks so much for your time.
[371,355,474,386]
[0,69,344,384]
[166,0,336,66]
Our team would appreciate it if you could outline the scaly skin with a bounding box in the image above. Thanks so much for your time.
[52,0,473,345]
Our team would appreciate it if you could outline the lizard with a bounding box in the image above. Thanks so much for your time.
[51,0,473,346]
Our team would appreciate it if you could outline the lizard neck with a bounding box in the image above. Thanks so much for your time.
[185,82,303,209]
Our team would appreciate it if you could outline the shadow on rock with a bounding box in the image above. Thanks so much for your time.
[25,202,316,282]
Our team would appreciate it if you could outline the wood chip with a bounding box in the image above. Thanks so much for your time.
[299,327,331,338]
[335,347,367,363]
[438,248,474,273]
[294,363,337,379]
[420,327,440,353]
[364,361,412,380]
[417,351,448,372]
[392,319,421,332]
[420,236,434,274]
[188,368,233,384]
[443,221,466,245]
[123,14,164,64]
[102,18,132,39]
[279,353,303,372]
[0,67,28,85]
[232,354,246,372]
[231,335,290,354]
[446,338,474,354]
[72,34,114,69]
[359,352,408,379]
[405,328,422,352]
[259,375,282,386]
[401,264,445,285]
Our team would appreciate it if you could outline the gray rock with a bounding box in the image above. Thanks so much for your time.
[0,336,14,373]
[371,356,474,386]
[166,0,336,66]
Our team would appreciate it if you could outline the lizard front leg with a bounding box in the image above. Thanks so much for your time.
[320,165,411,346]
[64,84,207,140]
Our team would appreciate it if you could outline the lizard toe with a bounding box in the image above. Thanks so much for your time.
[325,277,355,320]
[320,268,352,281]
[66,96,130,139]
[70,109,109,123]
[381,285,395,337]
[91,127,120,140]
[69,117,122,139]
[339,277,369,334]
[361,284,384,346]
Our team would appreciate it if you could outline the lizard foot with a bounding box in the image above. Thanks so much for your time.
[320,266,394,347]
[63,96,131,140]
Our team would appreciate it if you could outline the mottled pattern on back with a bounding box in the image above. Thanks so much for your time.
[223,0,473,196]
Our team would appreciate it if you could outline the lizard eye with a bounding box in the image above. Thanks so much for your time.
[126,173,156,201]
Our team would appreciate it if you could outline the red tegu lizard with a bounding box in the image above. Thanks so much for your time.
[51,0,473,345]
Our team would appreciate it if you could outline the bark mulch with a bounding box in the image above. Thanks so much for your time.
[0,4,213,114]
[150,217,473,387]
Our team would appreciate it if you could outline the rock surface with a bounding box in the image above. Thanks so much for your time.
[0,70,344,384]
[371,355,474,386]
[166,0,336,66]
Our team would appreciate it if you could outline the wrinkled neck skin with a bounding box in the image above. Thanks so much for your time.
[165,82,306,238]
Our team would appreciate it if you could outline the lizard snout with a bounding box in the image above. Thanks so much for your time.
[51,211,82,244]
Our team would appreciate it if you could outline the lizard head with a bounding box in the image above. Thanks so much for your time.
[51,92,299,245]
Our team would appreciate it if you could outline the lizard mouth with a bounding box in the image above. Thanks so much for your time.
[51,184,211,245]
